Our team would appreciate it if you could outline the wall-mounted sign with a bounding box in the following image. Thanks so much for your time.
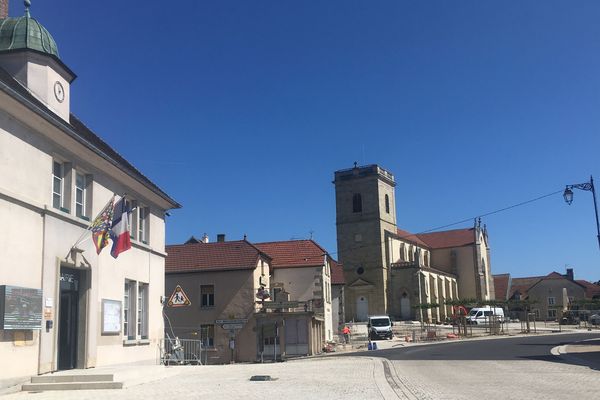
[168,285,191,307]
[101,299,122,335]
[221,323,244,330]
[263,301,299,309]
[0,285,42,330]
[215,318,248,324]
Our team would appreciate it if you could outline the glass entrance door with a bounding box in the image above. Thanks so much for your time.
[58,269,80,370]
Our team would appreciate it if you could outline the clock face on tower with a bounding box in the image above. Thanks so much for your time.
[53,81,65,103]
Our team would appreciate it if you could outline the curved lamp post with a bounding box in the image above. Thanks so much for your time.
[563,176,600,250]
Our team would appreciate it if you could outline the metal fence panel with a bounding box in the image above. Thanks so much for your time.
[159,336,203,365]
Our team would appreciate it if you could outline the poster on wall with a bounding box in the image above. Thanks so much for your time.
[101,299,122,335]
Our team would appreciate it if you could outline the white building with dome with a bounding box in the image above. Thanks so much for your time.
[0,1,180,387]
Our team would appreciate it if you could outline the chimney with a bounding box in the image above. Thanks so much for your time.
[0,0,8,19]
[566,268,574,281]
[216,234,225,243]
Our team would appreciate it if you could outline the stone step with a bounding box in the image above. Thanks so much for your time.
[31,374,115,383]
[22,381,123,391]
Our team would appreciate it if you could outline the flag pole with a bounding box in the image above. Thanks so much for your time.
[64,194,117,260]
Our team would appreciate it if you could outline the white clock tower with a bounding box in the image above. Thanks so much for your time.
[0,0,75,122]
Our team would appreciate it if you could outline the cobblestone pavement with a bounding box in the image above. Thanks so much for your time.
[4,332,600,400]
[3,358,395,400]
[388,358,600,400]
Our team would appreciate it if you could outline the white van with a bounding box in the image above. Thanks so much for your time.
[367,315,393,340]
[466,307,505,325]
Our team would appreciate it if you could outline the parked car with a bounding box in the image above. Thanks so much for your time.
[367,315,393,340]
[466,307,505,325]
[589,314,600,325]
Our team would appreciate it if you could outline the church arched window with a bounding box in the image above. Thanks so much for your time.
[385,194,390,214]
[352,193,362,213]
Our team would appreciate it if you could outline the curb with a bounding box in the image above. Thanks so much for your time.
[551,338,600,370]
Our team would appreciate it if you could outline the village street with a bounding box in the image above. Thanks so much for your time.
[3,331,600,400]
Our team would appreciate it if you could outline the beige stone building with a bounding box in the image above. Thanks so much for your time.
[165,237,332,363]
[0,3,179,387]
[330,259,346,339]
[494,269,600,320]
[334,164,494,322]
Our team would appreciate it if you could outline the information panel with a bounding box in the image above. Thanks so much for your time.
[0,285,43,330]
[101,299,122,335]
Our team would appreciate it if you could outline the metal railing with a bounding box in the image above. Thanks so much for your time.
[158,335,203,365]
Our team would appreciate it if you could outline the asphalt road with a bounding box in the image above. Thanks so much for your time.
[338,332,600,399]
[342,332,600,364]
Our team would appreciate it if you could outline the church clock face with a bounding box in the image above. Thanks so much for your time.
[54,81,65,103]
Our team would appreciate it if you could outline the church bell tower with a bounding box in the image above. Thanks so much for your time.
[333,163,397,321]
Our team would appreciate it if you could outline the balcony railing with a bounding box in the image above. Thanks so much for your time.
[391,261,420,269]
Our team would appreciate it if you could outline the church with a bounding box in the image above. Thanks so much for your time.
[334,164,495,323]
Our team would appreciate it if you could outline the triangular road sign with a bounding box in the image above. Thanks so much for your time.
[168,285,191,307]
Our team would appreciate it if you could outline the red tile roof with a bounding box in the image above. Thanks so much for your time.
[545,271,566,279]
[417,228,476,249]
[330,259,345,285]
[493,274,510,301]
[576,280,600,299]
[396,228,429,247]
[508,276,543,299]
[254,240,327,268]
[165,240,267,273]
[395,227,476,249]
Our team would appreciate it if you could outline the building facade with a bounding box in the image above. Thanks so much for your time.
[0,3,179,387]
[494,269,600,321]
[165,237,331,363]
[255,239,333,342]
[330,259,346,340]
[334,164,494,322]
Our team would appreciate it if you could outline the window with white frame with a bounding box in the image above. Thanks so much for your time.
[547,297,555,306]
[548,309,557,319]
[137,206,148,244]
[124,280,135,339]
[52,161,64,209]
[126,200,149,243]
[124,279,148,341]
[75,172,88,219]
[137,283,149,339]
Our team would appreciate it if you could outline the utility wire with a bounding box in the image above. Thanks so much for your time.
[321,188,564,258]
[418,189,564,234]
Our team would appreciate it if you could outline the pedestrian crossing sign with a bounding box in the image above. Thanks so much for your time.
[167,285,191,307]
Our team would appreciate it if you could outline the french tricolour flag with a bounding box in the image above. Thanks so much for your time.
[110,197,132,258]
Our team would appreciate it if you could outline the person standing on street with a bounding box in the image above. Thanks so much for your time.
[342,325,351,344]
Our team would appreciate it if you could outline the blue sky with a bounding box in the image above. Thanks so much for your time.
[17,1,600,280]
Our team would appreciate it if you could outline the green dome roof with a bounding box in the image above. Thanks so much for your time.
[0,5,59,58]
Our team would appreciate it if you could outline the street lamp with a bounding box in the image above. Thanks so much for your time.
[563,176,600,250]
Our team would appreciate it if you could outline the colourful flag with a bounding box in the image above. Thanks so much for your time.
[110,197,132,258]
[91,197,115,254]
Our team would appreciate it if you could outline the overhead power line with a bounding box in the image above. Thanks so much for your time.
[322,188,564,258]
[418,189,564,234]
